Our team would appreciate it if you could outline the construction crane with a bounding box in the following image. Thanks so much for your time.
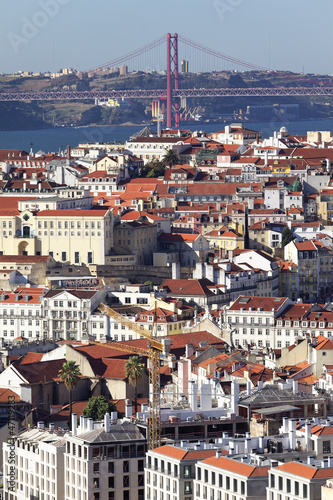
[98,303,170,449]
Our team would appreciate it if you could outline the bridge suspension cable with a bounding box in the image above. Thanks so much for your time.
[178,34,268,72]
[87,35,166,74]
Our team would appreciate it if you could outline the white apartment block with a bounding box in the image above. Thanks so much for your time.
[3,426,65,500]
[145,444,217,500]
[3,415,147,500]
[0,288,44,342]
[65,416,146,500]
[267,461,333,500]
[226,296,293,349]
[42,289,108,341]
[193,454,269,500]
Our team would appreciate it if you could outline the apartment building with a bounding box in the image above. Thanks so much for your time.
[114,221,157,265]
[65,418,146,500]
[42,288,108,341]
[3,417,147,500]
[284,240,319,302]
[267,461,333,500]
[0,288,44,342]
[193,454,269,500]
[225,296,293,349]
[3,426,66,500]
[145,445,216,500]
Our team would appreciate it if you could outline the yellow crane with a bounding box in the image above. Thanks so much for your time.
[98,303,170,449]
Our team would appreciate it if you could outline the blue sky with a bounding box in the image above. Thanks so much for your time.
[1,0,332,75]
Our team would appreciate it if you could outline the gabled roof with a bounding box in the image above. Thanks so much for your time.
[160,278,217,297]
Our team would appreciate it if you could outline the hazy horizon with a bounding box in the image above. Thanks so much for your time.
[1,0,332,76]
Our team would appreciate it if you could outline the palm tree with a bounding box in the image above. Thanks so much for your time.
[125,356,145,415]
[58,360,81,425]
[162,148,180,167]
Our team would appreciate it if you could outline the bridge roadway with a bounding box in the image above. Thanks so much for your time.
[0,87,333,101]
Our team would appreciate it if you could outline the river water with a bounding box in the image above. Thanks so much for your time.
[1,119,333,153]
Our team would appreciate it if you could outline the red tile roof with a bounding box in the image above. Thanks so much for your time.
[202,456,270,477]
[275,462,333,479]
[152,445,217,460]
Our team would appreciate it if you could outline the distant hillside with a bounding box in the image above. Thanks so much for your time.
[0,70,333,129]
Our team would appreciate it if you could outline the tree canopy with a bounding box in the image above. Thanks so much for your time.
[82,396,118,421]
[282,226,295,247]
[125,356,145,414]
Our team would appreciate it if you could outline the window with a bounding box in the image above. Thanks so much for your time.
[75,252,79,264]
[62,252,66,261]
[88,252,93,264]
[303,484,308,498]
[295,481,299,495]
[323,441,331,454]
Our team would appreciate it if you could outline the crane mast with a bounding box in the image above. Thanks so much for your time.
[98,303,170,449]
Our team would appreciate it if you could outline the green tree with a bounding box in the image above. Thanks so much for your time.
[282,226,295,247]
[162,148,180,167]
[144,280,154,291]
[139,159,166,178]
[58,361,81,424]
[83,396,117,421]
[125,356,145,414]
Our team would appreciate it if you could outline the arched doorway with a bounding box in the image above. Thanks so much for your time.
[18,241,29,256]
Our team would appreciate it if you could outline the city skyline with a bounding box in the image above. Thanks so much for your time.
[1,0,333,75]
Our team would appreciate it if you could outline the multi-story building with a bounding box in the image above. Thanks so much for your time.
[0,287,44,342]
[193,454,269,500]
[225,295,293,349]
[0,206,115,266]
[65,418,146,500]
[42,288,108,341]
[114,221,157,265]
[145,444,216,500]
[3,417,147,500]
[267,461,333,500]
[3,426,66,500]
[284,240,319,302]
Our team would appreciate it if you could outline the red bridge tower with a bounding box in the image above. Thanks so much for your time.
[167,33,179,129]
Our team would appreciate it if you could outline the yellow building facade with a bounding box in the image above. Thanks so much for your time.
[0,208,114,266]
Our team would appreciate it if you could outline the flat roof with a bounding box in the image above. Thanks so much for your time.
[253,405,300,415]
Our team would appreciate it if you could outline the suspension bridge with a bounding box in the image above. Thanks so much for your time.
[1,33,332,127]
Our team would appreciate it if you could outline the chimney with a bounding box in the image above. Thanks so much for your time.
[185,344,194,359]
[215,449,222,458]
[87,418,94,431]
[201,384,212,411]
[188,380,198,412]
[67,145,71,160]
[37,421,44,429]
[104,412,110,433]
[71,413,77,436]
[292,380,298,393]
[125,400,132,418]
[305,420,311,451]
[247,380,251,396]
[172,262,180,280]
[288,419,297,449]
[231,381,239,415]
